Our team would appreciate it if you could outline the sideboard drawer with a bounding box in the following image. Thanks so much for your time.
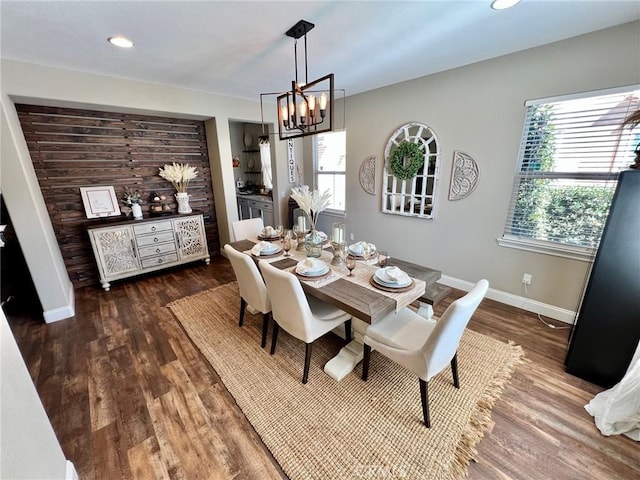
[135,231,175,247]
[133,221,173,235]
[138,242,177,258]
[140,252,178,268]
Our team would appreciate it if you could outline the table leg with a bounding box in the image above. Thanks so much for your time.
[324,317,368,381]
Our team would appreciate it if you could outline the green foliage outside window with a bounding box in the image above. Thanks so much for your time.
[511,105,615,248]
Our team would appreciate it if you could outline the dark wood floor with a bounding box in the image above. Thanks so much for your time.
[5,258,640,479]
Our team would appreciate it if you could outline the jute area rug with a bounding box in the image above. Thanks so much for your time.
[168,282,523,480]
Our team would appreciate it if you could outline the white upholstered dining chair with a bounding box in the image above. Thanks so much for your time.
[224,244,271,348]
[361,279,489,427]
[259,260,352,384]
[232,217,264,241]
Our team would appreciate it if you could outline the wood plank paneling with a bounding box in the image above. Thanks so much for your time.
[16,104,220,288]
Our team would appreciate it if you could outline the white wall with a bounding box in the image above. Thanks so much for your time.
[1,98,74,323]
[345,22,640,312]
[0,59,287,316]
[0,310,75,479]
[2,22,639,317]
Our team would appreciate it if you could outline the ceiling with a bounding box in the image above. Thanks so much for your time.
[2,1,639,102]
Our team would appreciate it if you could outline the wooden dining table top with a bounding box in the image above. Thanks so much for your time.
[228,239,438,324]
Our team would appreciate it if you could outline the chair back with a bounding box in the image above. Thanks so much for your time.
[422,279,489,380]
[232,217,265,241]
[224,244,270,313]
[259,260,315,342]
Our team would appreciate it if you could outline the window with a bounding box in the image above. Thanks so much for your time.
[313,131,346,212]
[499,86,640,260]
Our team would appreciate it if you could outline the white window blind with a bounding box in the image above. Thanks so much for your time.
[313,131,346,212]
[501,86,640,258]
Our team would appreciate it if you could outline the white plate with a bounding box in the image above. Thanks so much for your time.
[260,243,279,254]
[374,268,411,287]
[259,247,281,256]
[373,274,411,289]
[297,264,329,277]
[296,260,326,275]
[349,244,377,256]
[243,132,253,149]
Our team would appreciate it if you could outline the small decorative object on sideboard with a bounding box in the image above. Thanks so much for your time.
[121,187,144,220]
[148,192,174,216]
[159,162,198,214]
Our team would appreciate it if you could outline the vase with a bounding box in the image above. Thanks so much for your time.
[175,192,192,214]
[304,229,323,258]
[131,203,143,220]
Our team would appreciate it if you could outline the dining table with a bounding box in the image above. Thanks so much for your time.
[228,236,446,381]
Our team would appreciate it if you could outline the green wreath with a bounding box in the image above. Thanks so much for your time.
[389,141,424,180]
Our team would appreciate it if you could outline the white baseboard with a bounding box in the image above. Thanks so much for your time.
[43,288,75,323]
[66,460,78,480]
[439,275,577,325]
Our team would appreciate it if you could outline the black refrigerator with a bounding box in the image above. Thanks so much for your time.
[565,169,640,388]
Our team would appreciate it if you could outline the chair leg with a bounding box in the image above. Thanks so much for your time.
[419,379,431,428]
[344,319,352,343]
[261,313,270,348]
[451,353,460,389]
[239,298,246,327]
[362,344,371,381]
[302,342,313,384]
[270,321,279,355]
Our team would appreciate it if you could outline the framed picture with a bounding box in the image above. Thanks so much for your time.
[80,186,121,219]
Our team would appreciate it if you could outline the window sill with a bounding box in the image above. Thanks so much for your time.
[496,236,596,262]
[322,209,346,218]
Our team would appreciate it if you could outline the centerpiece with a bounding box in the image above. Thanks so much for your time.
[290,185,332,258]
[158,162,198,214]
[121,187,144,219]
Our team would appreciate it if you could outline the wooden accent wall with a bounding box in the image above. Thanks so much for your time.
[16,104,219,288]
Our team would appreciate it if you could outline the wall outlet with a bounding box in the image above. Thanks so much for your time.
[522,273,532,285]
[350,233,355,241]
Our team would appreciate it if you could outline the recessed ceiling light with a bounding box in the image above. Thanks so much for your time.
[491,0,521,10]
[108,36,134,48]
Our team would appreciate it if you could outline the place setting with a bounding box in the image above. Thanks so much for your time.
[347,241,378,263]
[250,240,283,259]
[294,258,332,281]
[257,225,283,241]
[369,265,416,292]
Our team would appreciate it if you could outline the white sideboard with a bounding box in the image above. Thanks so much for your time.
[87,213,210,291]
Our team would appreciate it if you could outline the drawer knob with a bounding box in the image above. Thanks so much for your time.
[157,258,163,264]
[153,237,159,242]
[156,248,161,253]
[151,226,156,231]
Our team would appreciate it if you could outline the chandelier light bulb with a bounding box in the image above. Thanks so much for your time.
[319,92,328,110]
[107,36,134,48]
[491,0,521,10]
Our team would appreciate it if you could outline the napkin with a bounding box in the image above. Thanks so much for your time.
[262,226,275,237]
[251,241,274,256]
[349,241,376,256]
[384,266,410,284]
[296,258,325,274]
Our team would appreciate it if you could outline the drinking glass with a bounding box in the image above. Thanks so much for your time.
[276,224,284,238]
[346,256,356,276]
[378,251,388,267]
[293,224,305,251]
[282,237,292,256]
[362,243,372,263]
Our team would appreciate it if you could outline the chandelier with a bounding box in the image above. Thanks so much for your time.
[261,19,335,141]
